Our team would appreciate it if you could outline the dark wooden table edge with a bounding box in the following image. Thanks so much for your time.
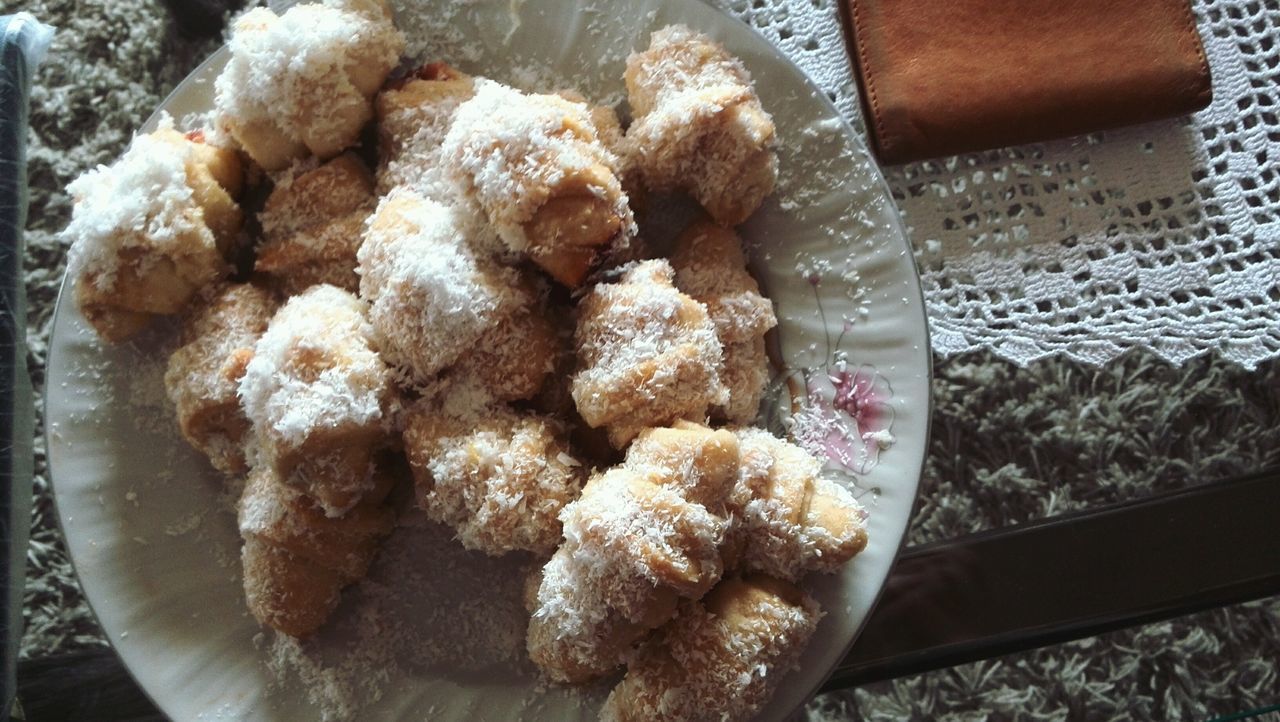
[16,468,1280,720]
[824,466,1280,691]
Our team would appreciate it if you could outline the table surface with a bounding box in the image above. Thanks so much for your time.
[10,1,1280,720]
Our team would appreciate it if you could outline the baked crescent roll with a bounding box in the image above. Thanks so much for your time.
[238,284,394,516]
[525,422,738,682]
[625,25,777,226]
[65,123,242,342]
[215,0,404,170]
[357,189,529,385]
[724,428,869,581]
[403,398,584,557]
[443,80,635,287]
[255,153,376,296]
[571,260,726,448]
[165,283,276,475]
[375,62,476,197]
[238,464,395,638]
[669,220,777,423]
[600,575,821,722]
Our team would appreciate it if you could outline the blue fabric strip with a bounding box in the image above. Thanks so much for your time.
[0,13,53,722]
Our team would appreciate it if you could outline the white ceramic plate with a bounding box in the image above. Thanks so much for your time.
[45,0,930,719]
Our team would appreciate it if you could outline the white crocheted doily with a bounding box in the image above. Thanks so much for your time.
[714,0,1280,369]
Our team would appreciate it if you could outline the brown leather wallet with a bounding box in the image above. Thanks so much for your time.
[842,0,1213,164]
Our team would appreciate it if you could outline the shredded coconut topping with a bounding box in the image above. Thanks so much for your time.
[624,25,777,225]
[64,116,215,291]
[625,26,755,118]
[670,221,777,343]
[257,154,377,295]
[238,463,395,638]
[561,469,726,602]
[670,221,778,423]
[404,399,584,556]
[442,79,633,254]
[165,283,276,475]
[526,421,739,683]
[70,15,867,720]
[600,576,822,722]
[727,428,869,581]
[239,284,390,449]
[214,1,404,167]
[572,260,726,446]
[357,189,524,383]
[375,64,476,198]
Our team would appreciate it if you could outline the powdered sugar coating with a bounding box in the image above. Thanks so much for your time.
[572,260,726,447]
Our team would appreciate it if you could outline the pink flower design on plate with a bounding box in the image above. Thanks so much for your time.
[791,365,896,475]
[830,366,894,439]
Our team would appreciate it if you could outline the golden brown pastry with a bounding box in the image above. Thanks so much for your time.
[238,284,394,516]
[525,422,737,683]
[599,575,821,722]
[255,153,376,295]
[175,128,245,260]
[440,281,560,402]
[357,189,530,385]
[556,89,646,213]
[443,80,635,287]
[403,397,583,556]
[64,123,243,342]
[531,314,622,470]
[717,337,771,424]
[164,283,276,475]
[669,221,777,423]
[625,25,777,226]
[525,542,680,684]
[215,0,404,171]
[375,62,476,197]
[566,468,726,599]
[238,464,395,638]
[623,421,739,510]
[571,260,726,448]
[724,428,868,580]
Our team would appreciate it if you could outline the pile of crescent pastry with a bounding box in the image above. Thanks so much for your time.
[60,2,870,719]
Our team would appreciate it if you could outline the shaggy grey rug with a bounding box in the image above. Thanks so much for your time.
[11,0,1280,719]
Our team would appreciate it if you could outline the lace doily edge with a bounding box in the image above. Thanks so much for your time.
[929,319,1278,371]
